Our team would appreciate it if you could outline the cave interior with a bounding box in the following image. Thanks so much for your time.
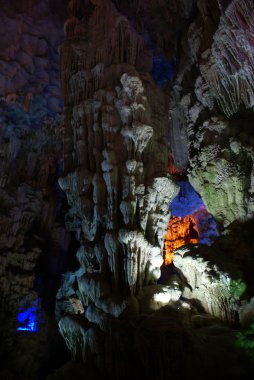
[1,1,254,379]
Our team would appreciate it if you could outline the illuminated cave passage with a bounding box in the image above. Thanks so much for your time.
[164,181,219,265]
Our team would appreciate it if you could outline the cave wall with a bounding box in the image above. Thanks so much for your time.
[170,0,254,226]
[0,0,69,361]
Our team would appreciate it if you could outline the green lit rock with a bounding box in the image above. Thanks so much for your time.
[236,322,254,356]
[229,279,247,301]
[189,132,254,226]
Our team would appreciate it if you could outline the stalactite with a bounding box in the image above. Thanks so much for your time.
[201,0,254,117]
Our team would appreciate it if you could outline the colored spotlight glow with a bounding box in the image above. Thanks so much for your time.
[17,300,39,332]
[163,181,219,265]
[164,215,199,265]
[170,181,204,218]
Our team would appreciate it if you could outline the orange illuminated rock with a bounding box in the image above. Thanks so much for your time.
[164,215,199,265]
[167,153,185,177]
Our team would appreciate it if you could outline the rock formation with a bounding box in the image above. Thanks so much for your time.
[1,0,254,379]
[169,0,254,226]
[55,0,254,377]
[174,245,246,324]
[56,0,179,366]
[0,0,68,363]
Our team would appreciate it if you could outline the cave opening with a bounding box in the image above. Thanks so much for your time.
[163,180,219,266]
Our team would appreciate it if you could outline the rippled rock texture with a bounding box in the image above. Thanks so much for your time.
[168,0,254,227]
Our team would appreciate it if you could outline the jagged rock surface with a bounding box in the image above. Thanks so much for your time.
[189,120,254,226]
[55,2,254,378]
[57,0,179,369]
[174,244,247,324]
[201,0,254,117]
[168,0,254,226]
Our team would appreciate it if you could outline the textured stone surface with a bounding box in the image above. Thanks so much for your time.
[168,0,254,227]
[56,0,180,366]
[51,299,254,380]
[0,0,67,358]
[2,0,254,379]
[55,3,254,378]
[188,121,254,226]
[201,0,254,117]
[174,245,246,323]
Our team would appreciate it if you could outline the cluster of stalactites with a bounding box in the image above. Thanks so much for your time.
[61,0,151,105]
[202,0,254,117]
